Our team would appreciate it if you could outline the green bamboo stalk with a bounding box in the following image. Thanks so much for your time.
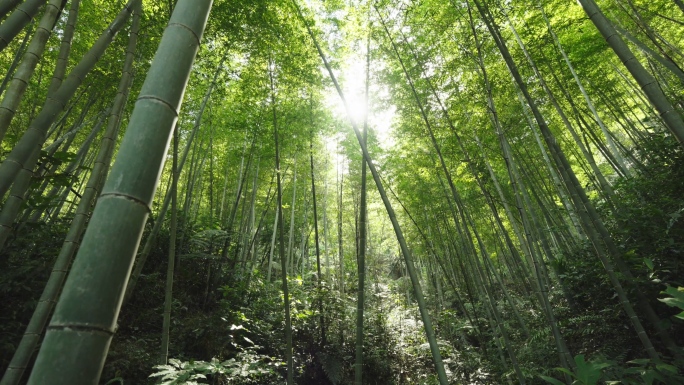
[270,57,294,385]
[266,203,279,281]
[0,0,46,51]
[0,0,138,199]
[467,4,577,373]
[46,0,81,98]
[505,9,628,203]
[310,130,326,346]
[40,110,107,223]
[0,146,40,253]
[238,156,259,275]
[336,153,344,296]
[286,155,297,272]
[0,20,32,96]
[26,1,211,383]
[515,7,631,177]
[614,24,684,84]
[0,6,141,382]
[0,0,61,143]
[160,124,178,365]
[122,80,210,305]
[544,66,617,202]
[382,3,534,342]
[0,3,142,378]
[398,23,535,290]
[354,20,370,385]
[577,0,684,148]
[0,0,23,19]
[25,107,107,224]
[474,0,661,360]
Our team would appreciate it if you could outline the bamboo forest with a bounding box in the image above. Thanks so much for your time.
[2,0,684,384]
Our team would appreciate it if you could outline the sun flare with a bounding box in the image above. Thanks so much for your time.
[324,55,395,148]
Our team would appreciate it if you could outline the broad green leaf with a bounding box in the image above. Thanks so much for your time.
[656,363,679,373]
[539,375,566,385]
[555,367,575,377]
[628,359,650,365]
[573,354,608,385]
[643,257,654,270]
[659,286,684,312]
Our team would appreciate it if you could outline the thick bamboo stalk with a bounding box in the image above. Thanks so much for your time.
[0,147,40,253]
[26,2,211,383]
[0,0,46,52]
[0,20,32,96]
[0,0,139,198]
[46,0,80,98]
[0,0,61,142]
[123,52,227,304]
[577,0,684,148]
[0,0,24,19]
